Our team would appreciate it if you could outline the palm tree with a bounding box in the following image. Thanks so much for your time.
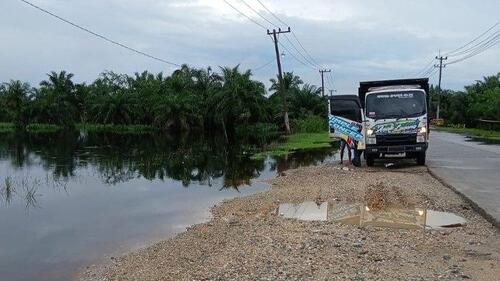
[269,72,303,134]
[36,71,79,127]
[90,72,135,124]
[40,71,75,92]
[211,65,268,141]
[269,72,303,94]
[2,80,32,129]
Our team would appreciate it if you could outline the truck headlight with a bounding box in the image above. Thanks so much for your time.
[417,126,427,143]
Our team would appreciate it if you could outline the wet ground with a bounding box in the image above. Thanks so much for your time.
[428,130,500,226]
[82,163,499,281]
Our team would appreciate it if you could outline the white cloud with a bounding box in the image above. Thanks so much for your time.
[0,0,498,92]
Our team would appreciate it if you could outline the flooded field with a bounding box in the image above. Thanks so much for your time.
[0,131,338,281]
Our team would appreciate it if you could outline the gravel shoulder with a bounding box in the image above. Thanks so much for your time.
[80,164,499,281]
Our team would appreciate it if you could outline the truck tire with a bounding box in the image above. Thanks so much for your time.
[366,155,375,167]
[417,152,426,165]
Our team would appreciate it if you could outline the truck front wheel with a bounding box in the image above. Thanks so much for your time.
[366,155,375,167]
[417,152,426,166]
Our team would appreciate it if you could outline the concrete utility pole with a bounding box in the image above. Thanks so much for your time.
[268,27,291,134]
[319,69,331,97]
[435,56,448,119]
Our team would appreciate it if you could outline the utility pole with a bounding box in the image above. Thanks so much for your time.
[268,27,291,134]
[435,55,447,119]
[319,69,331,97]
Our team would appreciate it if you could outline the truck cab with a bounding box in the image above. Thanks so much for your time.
[359,79,429,166]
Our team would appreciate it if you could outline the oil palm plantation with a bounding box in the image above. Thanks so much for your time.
[1,80,32,128]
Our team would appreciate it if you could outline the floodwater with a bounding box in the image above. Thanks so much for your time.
[0,131,338,281]
[278,201,466,230]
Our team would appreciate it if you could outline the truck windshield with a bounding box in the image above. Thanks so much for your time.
[366,91,426,119]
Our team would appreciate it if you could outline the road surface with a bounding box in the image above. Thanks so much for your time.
[428,130,500,227]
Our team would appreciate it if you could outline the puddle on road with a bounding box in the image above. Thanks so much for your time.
[277,202,467,230]
[278,201,328,221]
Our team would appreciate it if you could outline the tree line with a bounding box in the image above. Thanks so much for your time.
[0,65,327,138]
[429,73,500,128]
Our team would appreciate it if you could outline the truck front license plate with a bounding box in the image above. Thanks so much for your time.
[385,153,406,158]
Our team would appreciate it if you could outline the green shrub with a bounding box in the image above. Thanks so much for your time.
[236,122,279,144]
[291,115,327,133]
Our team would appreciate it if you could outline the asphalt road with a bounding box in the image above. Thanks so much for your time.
[428,130,500,227]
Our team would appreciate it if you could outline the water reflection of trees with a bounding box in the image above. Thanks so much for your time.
[0,132,336,189]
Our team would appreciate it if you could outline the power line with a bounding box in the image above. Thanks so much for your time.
[223,0,267,30]
[252,58,275,71]
[283,34,320,69]
[443,20,500,57]
[255,0,288,26]
[240,0,320,69]
[223,0,325,73]
[222,1,314,71]
[18,0,181,67]
[414,57,436,76]
[426,67,439,78]
[446,32,500,65]
[326,72,335,89]
[421,64,436,77]
[290,32,322,68]
[447,30,500,58]
[255,0,321,67]
[279,40,316,70]
[238,0,276,27]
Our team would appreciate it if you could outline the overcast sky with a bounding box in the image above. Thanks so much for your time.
[1,0,499,94]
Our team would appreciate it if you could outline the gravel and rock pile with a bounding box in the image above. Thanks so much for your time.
[80,164,499,281]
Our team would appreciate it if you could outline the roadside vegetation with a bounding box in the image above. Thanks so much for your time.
[434,126,500,140]
[430,73,500,130]
[250,132,333,160]
[0,66,327,143]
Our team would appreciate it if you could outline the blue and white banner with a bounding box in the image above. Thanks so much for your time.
[328,114,363,141]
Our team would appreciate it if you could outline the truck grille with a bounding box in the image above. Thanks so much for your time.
[376,134,417,146]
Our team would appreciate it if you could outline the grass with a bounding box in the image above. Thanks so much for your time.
[26,123,61,133]
[76,123,156,134]
[250,132,333,160]
[0,122,156,134]
[0,123,62,133]
[434,126,500,140]
[1,177,15,205]
[0,122,15,133]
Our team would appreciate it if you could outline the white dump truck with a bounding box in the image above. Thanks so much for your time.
[358,78,430,166]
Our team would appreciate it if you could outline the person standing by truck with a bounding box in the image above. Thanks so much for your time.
[339,136,352,164]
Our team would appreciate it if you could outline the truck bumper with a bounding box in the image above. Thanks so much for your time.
[366,143,427,158]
